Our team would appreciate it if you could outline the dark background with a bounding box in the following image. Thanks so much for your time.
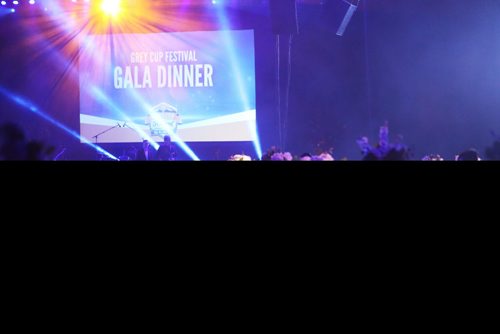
[1,0,499,160]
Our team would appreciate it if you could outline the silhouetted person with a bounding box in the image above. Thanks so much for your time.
[156,135,174,161]
[456,149,481,161]
[0,123,27,160]
[136,140,156,161]
[0,122,53,160]
[485,140,500,160]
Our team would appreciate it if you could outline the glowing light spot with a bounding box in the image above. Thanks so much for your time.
[100,0,121,17]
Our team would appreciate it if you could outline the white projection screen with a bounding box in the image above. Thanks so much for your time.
[79,29,257,144]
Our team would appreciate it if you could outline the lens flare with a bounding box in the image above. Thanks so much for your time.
[100,0,121,18]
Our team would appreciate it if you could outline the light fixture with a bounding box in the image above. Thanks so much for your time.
[101,0,121,17]
[337,0,360,37]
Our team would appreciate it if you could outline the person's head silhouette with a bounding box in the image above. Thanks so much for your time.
[456,148,480,161]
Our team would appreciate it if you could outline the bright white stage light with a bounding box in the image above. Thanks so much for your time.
[101,0,121,17]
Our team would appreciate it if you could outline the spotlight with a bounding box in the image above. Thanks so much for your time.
[101,0,121,17]
[13,0,18,5]
[29,0,35,5]
[1,1,6,6]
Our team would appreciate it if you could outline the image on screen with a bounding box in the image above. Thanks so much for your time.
[79,29,256,143]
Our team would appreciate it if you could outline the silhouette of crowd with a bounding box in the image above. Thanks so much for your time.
[1,121,499,161]
[0,122,53,160]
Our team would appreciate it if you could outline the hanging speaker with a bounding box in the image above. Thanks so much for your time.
[269,0,299,35]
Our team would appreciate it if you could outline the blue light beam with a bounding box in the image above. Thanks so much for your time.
[0,85,119,160]
[214,6,262,158]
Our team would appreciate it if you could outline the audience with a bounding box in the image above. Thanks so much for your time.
[485,135,500,160]
[2,121,499,161]
[455,148,481,161]
[422,154,444,161]
[299,153,312,161]
[0,122,53,160]
[356,123,410,160]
